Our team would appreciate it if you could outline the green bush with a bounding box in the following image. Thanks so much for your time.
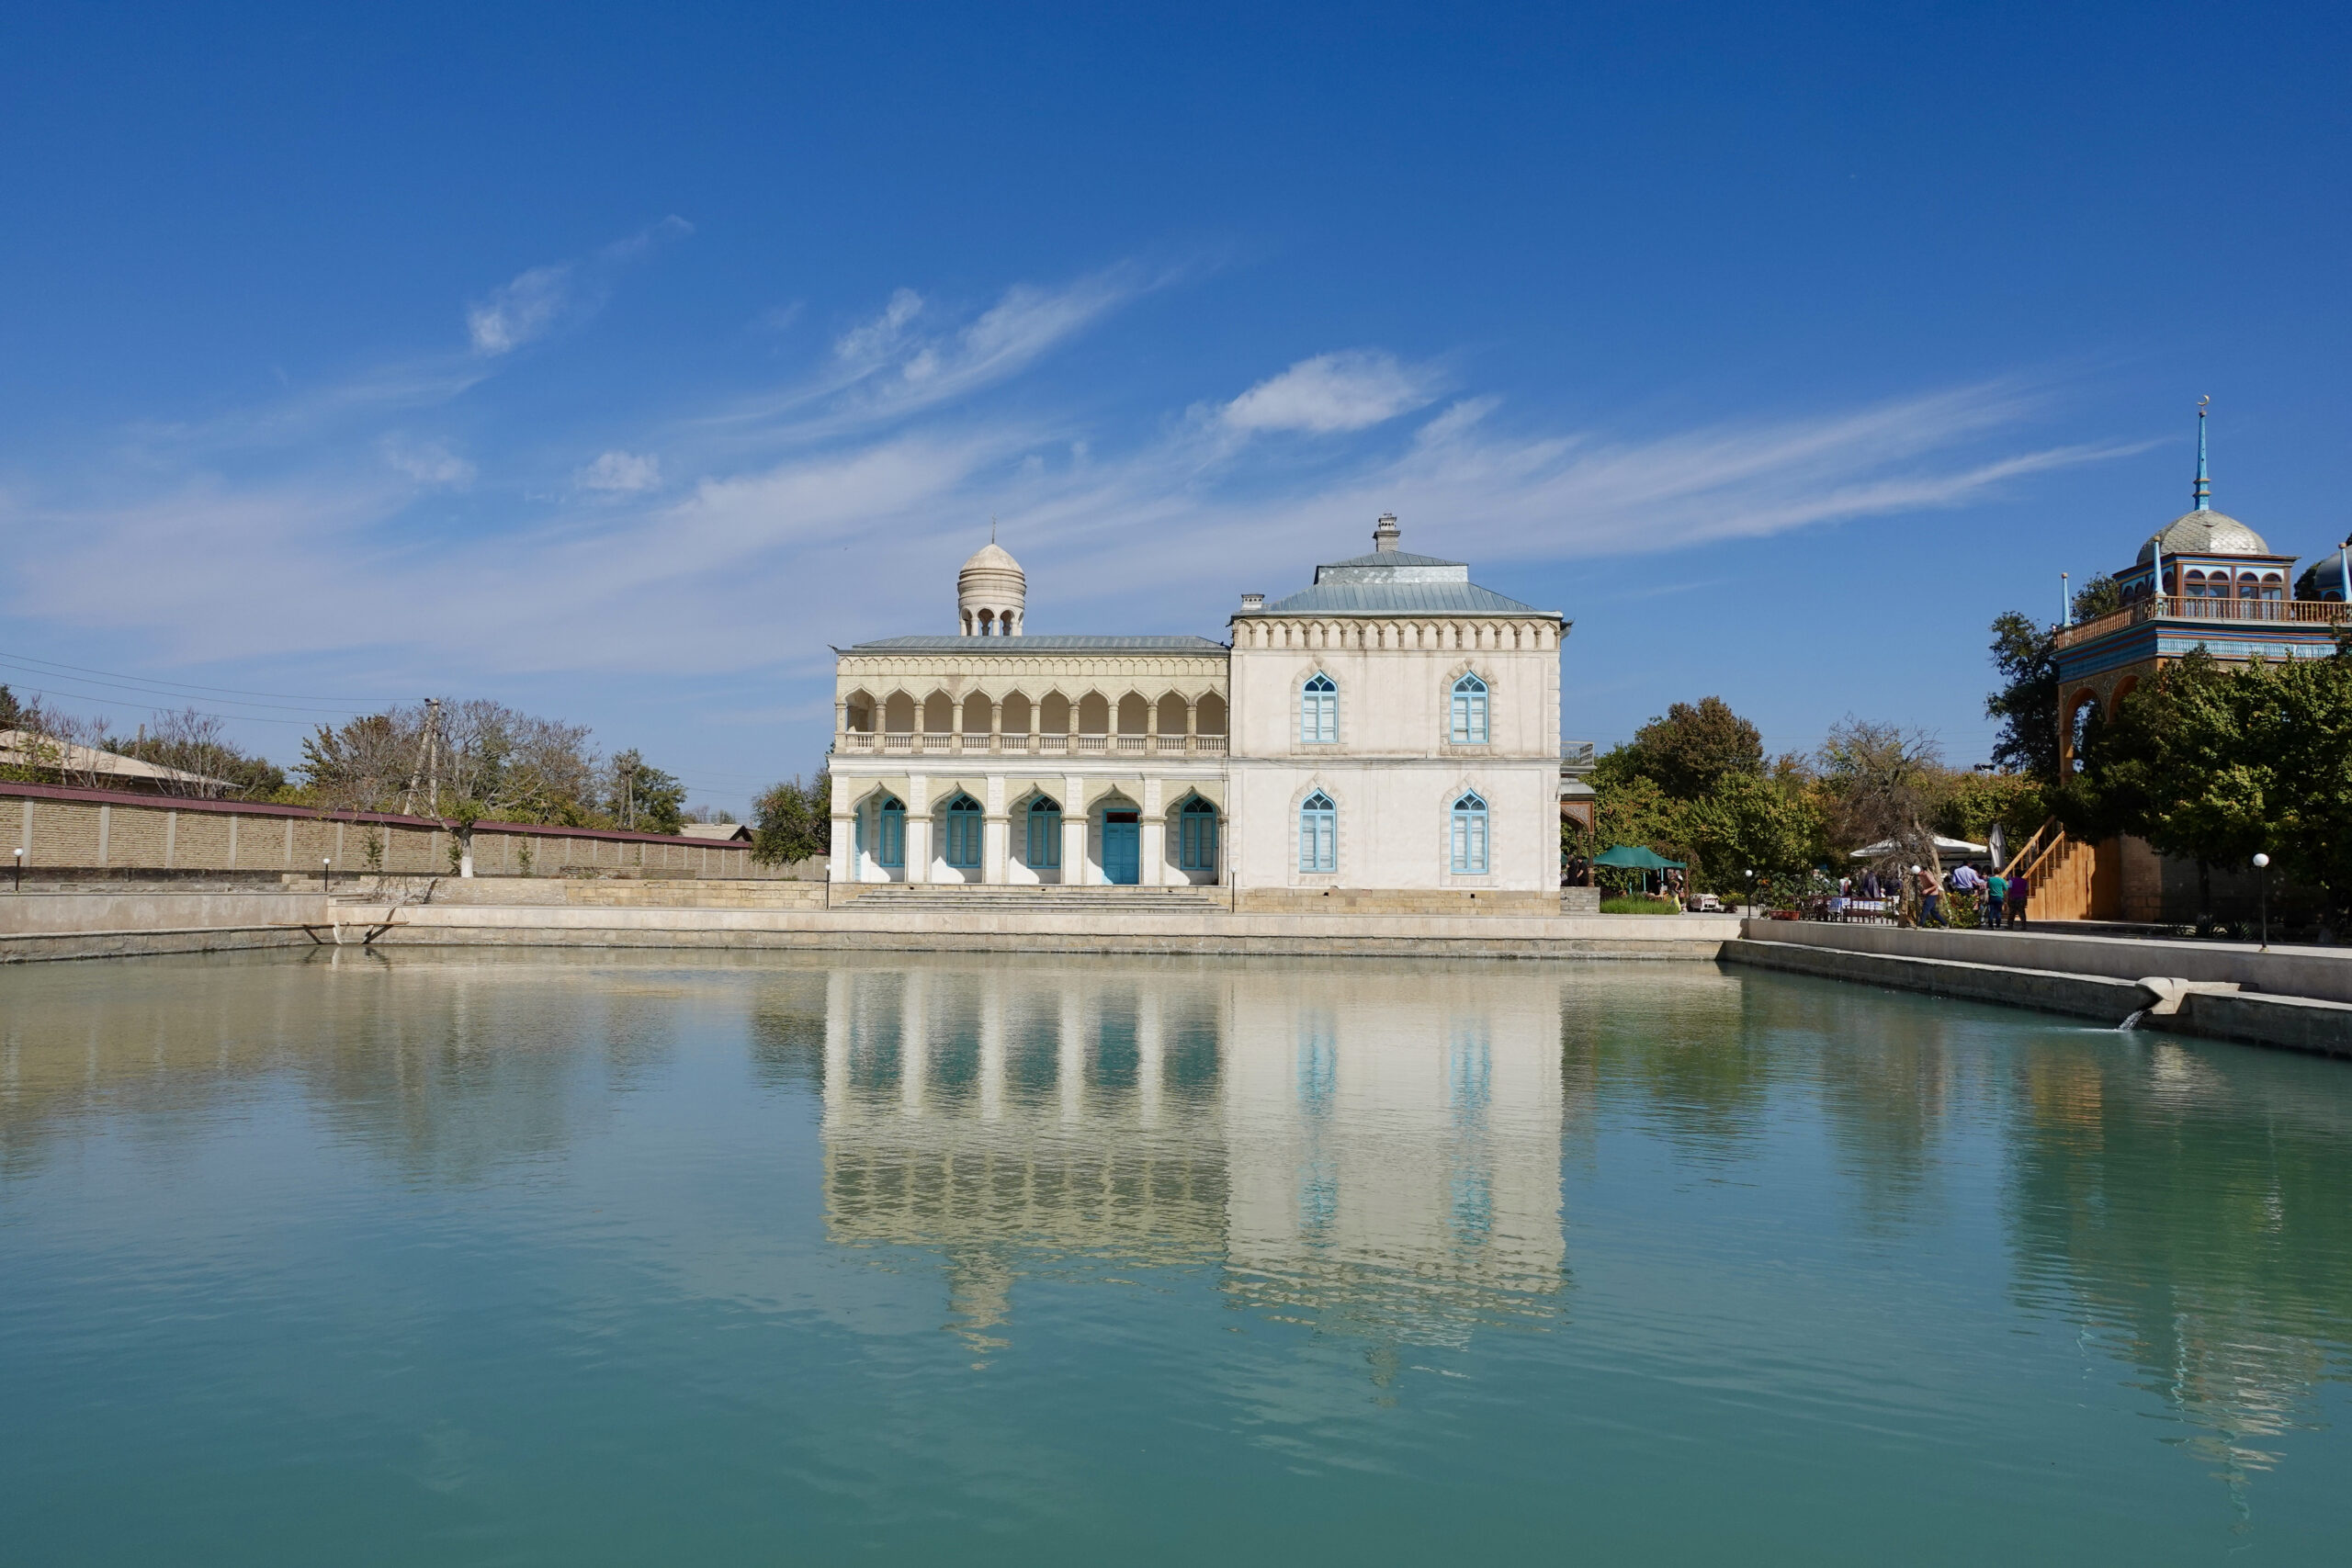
[1600,895,1682,916]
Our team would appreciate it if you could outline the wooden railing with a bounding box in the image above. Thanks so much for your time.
[1999,816,2110,921]
[2053,595,2348,650]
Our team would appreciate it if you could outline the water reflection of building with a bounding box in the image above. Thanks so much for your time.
[815,959,1569,1349]
[2008,1039,2352,1496]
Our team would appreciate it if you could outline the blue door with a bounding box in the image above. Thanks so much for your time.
[1102,813,1139,885]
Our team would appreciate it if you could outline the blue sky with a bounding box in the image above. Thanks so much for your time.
[3,2,2346,810]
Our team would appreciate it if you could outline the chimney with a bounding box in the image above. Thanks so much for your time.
[1239,592,1264,611]
[1372,513,1400,552]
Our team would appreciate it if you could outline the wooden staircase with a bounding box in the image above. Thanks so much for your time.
[2001,818,2118,922]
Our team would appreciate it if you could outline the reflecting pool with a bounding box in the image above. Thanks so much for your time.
[4,950,2351,1563]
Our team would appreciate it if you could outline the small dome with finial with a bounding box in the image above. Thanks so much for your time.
[2136,399,2271,562]
[957,532,1025,636]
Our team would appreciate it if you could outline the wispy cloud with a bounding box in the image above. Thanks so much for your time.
[0,253,2132,685]
[382,436,477,488]
[577,450,661,493]
[467,216,694,357]
[701,265,1160,445]
[1221,350,1442,434]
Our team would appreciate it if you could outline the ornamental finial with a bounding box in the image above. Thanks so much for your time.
[2194,397,2211,512]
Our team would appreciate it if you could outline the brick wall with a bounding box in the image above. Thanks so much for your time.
[2,784,788,879]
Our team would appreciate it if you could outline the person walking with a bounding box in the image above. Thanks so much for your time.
[2006,869,2030,929]
[1915,863,1947,928]
[1984,870,2007,929]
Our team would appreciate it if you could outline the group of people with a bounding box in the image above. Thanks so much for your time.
[1914,861,2030,929]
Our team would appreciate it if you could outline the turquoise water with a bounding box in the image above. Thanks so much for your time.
[4,951,2350,1563]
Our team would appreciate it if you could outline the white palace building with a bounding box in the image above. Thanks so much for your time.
[828,515,1574,910]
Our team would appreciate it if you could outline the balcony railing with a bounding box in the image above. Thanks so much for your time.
[2053,594,2350,651]
[833,731,1229,757]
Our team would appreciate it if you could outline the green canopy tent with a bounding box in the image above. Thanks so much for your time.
[1591,845,1685,870]
[1589,844,1687,897]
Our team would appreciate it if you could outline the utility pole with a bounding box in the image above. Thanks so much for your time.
[401,697,444,816]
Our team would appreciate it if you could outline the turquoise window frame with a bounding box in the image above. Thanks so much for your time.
[1026,797,1062,869]
[1450,672,1489,744]
[1179,799,1218,871]
[1301,673,1337,744]
[875,795,905,869]
[1299,792,1336,873]
[1450,792,1489,874]
[943,795,982,869]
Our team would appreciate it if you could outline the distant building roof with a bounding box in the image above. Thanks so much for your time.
[0,729,236,792]
[842,635,1228,654]
[679,821,752,841]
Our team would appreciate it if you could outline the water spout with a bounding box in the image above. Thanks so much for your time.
[2117,1010,2146,1032]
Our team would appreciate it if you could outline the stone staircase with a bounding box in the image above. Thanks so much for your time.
[847,884,1227,913]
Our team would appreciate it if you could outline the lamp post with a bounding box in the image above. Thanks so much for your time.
[322,856,332,893]
[2253,852,2270,949]
[12,847,20,893]
[1744,868,1755,919]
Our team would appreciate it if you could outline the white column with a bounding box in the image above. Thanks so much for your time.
[905,774,930,884]
[829,814,854,882]
[1140,776,1165,886]
[979,975,1006,1123]
[983,774,1009,884]
[1062,774,1088,886]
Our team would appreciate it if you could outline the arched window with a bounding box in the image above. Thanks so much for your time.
[1301,673,1337,744]
[1451,793,1489,874]
[943,794,982,869]
[978,609,994,636]
[2239,570,2261,601]
[875,795,905,868]
[1451,672,1489,744]
[1179,797,1218,872]
[1026,795,1062,868]
[1299,792,1336,873]
[2261,572,2285,604]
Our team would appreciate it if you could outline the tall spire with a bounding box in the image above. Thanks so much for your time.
[2193,395,2211,512]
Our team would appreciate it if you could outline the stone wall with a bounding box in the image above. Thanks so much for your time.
[1236,886,1566,916]
[2,783,786,879]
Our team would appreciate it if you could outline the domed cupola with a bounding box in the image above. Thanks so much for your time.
[957,533,1025,636]
[2303,536,2352,603]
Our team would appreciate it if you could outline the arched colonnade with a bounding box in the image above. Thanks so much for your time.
[840,775,1225,887]
[839,684,1228,756]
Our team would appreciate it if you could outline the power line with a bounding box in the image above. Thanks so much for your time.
[0,659,374,718]
[0,649,389,705]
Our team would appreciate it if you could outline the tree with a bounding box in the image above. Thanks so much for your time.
[1619,696,1764,801]
[1674,770,1823,890]
[299,710,424,815]
[752,773,832,866]
[2065,645,2352,926]
[300,698,604,874]
[1985,573,2120,784]
[1816,717,1949,879]
[605,750,685,834]
[107,707,286,800]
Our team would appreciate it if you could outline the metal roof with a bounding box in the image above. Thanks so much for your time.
[1246,581,1550,616]
[2137,509,2278,562]
[841,635,1228,654]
